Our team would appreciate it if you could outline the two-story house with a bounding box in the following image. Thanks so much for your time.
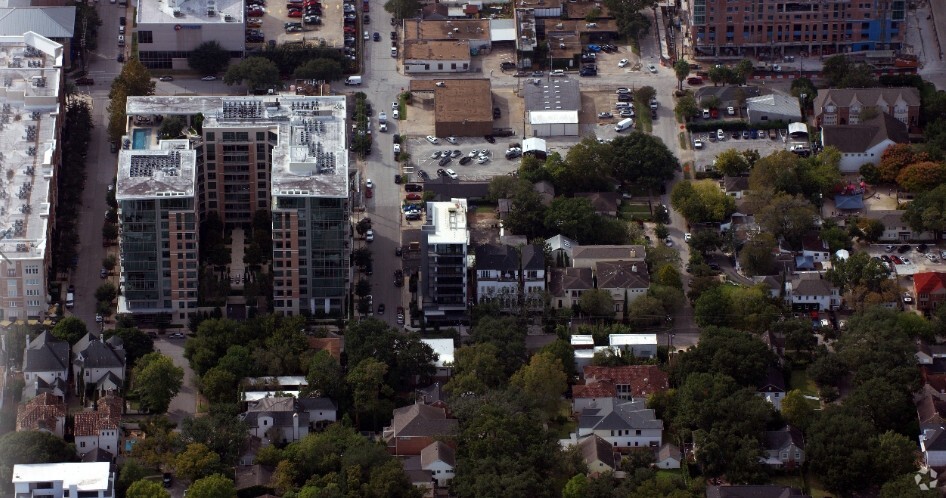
[573,365,669,413]
[22,332,69,399]
[474,243,545,309]
[577,398,663,452]
[74,394,123,458]
[595,261,650,317]
[785,274,840,311]
[761,425,805,469]
[862,210,935,242]
[548,267,594,310]
[800,234,830,264]
[571,245,645,270]
[915,272,946,313]
[15,392,66,438]
[814,87,920,128]
[757,366,787,411]
[383,403,458,456]
[401,441,457,494]
[72,332,126,398]
[920,426,946,467]
[821,113,910,173]
[12,462,115,498]
[240,396,336,445]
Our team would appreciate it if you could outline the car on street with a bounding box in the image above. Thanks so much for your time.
[365,229,374,242]
[158,75,174,81]
[618,59,629,67]
[902,257,913,265]
[716,129,725,141]
[665,237,673,247]
[898,244,911,253]
[891,255,903,265]
[170,332,185,339]
[392,109,399,119]
[418,170,430,180]
[742,130,750,139]
[684,233,692,242]
[550,69,565,77]
[396,306,405,324]
[373,32,380,41]
[377,304,385,315]
[450,149,461,158]
[201,75,217,81]
[365,178,373,189]
[406,193,421,200]
[405,183,423,192]
[459,156,472,165]
[100,268,108,278]
[476,156,489,164]
[445,168,459,179]
[95,314,104,323]
[693,139,703,149]
[647,64,657,73]
[904,292,914,304]
[163,473,173,488]
[405,212,421,221]
[430,150,441,159]
[425,135,439,144]
[727,106,735,115]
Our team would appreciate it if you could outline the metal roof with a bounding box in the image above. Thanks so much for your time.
[529,110,578,124]
[0,8,75,38]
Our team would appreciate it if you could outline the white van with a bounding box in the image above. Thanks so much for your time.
[65,292,75,309]
[614,118,633,132]
[345,75,362,86]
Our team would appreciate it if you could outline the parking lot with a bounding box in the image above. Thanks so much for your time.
[250,0,345,47]
[866,243,946,277]
[407,136,522,181]
[691,127,808,172]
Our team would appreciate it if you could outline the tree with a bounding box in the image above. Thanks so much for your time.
[175,443,223,483]
[780,389,815,430]
[755,194,817,248]
[825,251,890,295]
[111,57,156,98]
[0,431,77,487]
[735,59,754,84]
[694,286,780,333]
[224,57,280,90]
[540,339,577,380]
[51,316,88,344]
[857,218,885,242]
[608,132,678,189]
[670,180,736,223]
[672,327,776,387]
[445,343,507,395]
[117,459,151,497]
[562,474,588,498]
[807,408,878,493]
[646,244,681,271]
[627,295,670,329]
[688,230,724,256]
[104,327,154,367]
[158,115,187,139]
[187,41,231,75]
[355,278,371,298]
[470,316,528,377]
[880,473,940,498]
[383,0,421,19]
[503,178,548,239]
[543,197,600,243]
[879,143,924,183]
[790,78,817,110]
[579,288,615,318]
[897,160,946,192]
[186,474,236,498]
[904,184,946,233]
[102,254,118,271]
[133,352,184,414]
[126,480,170,498]
[509,352,567,421]
[673,59,690,91]
[602,0,655,42]
[821,55,878,88]
[346,358,393,423]
[292,58,343,82]
[674,94,699,121]
[836,307,919,390]
[200,367,238,405]
[303,350,345,400]
[714,148,751,176]
[179,412,248,466]
[96,282,118,302]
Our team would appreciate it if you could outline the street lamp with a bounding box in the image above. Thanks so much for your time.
[800,93,808,120]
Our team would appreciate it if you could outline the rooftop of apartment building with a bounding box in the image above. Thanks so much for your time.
[125,95,349,199]
[424,198,469,245]
[0,32,62,262]
[116,139,197,199]
[138,0,244,24]
[403,18,490,42]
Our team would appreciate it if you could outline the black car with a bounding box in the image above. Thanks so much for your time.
[579,67,597,76]
[163,473,172,488]
[395,246,403,257]
[373,32,380,41]
[394,174,402,184]
[405,183,423,192]
[405,212,422,221]
[120,16,127,25]
[898,244,912,254]
[438,156,452,167]
[394,270,404,287]
[493,107,501,119]
[459,156,472,165]
[918,243,929,253]
[365,263,373,275]
[364,14,371,24]
[393,133,401,144]
[881,254,891,263]
[117,53,125,63]
[437,168,447,177]
[484,135,496,143]
[418,170,430,180]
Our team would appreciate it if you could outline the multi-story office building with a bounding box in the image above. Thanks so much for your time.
[115,140,198,322]
[136,0,245,70]
[0,33,64,322]
[421,198,469,324]
[122,95,350,319]
[688,0,906,58]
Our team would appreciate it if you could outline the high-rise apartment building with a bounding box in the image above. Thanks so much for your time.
[115,140,198,321]
[688,0,906,58]
[421,198,469,324]
[0,33,64,322]
[121,95,350,320]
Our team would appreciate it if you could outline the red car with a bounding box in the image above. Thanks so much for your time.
[365,187,373,198]
[344,26,356,33]
[891,255,903,265]
[247,9,264,16]
[288,9,302,16]
[405,193,421,200]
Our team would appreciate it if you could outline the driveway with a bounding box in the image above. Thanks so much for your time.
[153,336,198,425]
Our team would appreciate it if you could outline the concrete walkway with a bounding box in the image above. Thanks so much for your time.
[229,227,246,289]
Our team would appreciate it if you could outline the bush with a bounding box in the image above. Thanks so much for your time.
[686,119,791,133]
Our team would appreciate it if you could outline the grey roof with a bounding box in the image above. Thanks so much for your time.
[23,376,67,399]
[546,234,577,254]
[821,112,909,153]
[723,176,749,192]
[298,397,336,412]
[390,403,458,438]
[814,86,921,112]
[577,435,615,469]
[791,274,833,296]
[706,485,811,498]
[694,85,765,106]
[746,93,802,120]
[24,332,69,373]
[524,78,581,111]
[94,371,123,391]
[80,448,113,463]
[595,260,649,290]
[571,245,645,263]
[764,425,804,452]
[575,192,620,214]
[658,443,681,462]
[240,396,311,428]
[75,340,126,370]
[475,244,544,272]
[861,209,906,227]
[420,441,455,468]
[579,399,663,432]
[925,427,946,452]
[548,267,594,297]
[758,367,786,393]
[0,8,75,38]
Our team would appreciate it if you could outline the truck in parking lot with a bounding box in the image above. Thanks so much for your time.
[614,118,633,132]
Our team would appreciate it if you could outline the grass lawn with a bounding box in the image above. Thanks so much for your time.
[635,102,652,132]
[398,94,408,120]
[474,205,495,215]
[619,203,653,222]
[655,469,682,484]
[790,370,820,399]
[771,473,832,498]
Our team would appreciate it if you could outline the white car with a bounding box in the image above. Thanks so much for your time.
[392,109,399,119]
[665,237,673,247]
[430,151,441,159]
[647,64,657,73]
[392,101,399,110]
[379,122,387,132]
[201,75,217,81]
[904,292,914,303]
[716,129,725,140]
[445,136,458,145]
[477,156,489,164]
[379,111,387,122]
[365,229,375,242]
[693,139,703,149]
[393,143,401,154]
[550,69,566,77]
[727,106,735,116]
[618,59,629,68]
[468,150,480,157]
[365,178,373,189]
[445,168,458,179]
[425,135,439,145]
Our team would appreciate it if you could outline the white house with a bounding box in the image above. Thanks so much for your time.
[800,235,830,263]
[23,332,69,389]
[12,462,115,498]
[761,426,805,469]
[656,443,681,469]
[862,210,936,242]
[757,367,787,412]
[420,441,456,487]
[421,338,455,378]
[474,243,546,309]
[577,398,663,451]
[403,41,471,73]
[74,395,123,458]
[920,427,946,467]
[240,397,313,445]
[785,274,840,311]
[820,113,909,173]
[608,334,658,358]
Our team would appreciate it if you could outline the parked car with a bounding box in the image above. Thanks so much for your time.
[647,64,658,73]
[445,168,459,179]
[405,183,423,192]
[425,135,439,144]
[618,58,629,67]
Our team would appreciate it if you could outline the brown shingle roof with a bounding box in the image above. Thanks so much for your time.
[571,245,645,263]
[595,261,649,290]
[390,403,458,438]
[548,267,594,298]
[821,112,909,153]
[575,192,619,214]
[74,411,120,437]
[307,337,343,360]
[574,365,669,399]
[420,440,456,468]
[815,86,920,112]
[577,434,615,469]
[16,392,64,432]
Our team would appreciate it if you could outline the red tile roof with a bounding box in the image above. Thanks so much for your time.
[574,365,669,399]
[915,272,946,295]
[74,411,120,437]
[16,393,65,432]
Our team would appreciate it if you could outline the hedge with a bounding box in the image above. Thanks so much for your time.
[686,119,791,133]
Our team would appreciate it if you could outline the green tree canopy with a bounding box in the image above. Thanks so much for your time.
[754,193,818,248]
[187,474,236,498]
[51,316,88,344]
[579,288,616,318]
[126,479,171,498]
[292,58,343,82]
[673,59,690,90]
[607,132,679,189]
[174,443,223,483]
[714,148,751,176]
[223,57,280,90]
[383,0,422,19]
[133,352,184,414]
[821,55,879,88]
[0,431,77,489]
[737,232,777,277]
[903,183,946,233]
[105,327,154,367]
[670,179,736,223]
[509,352,568,421]
[187,41,231,75]
[672,326,777,387]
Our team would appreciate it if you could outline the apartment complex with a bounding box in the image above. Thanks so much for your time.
[115,140,198,321]
[121,95,351,320]
[12,462,115,498]
[136,0,245,70]
[688,0,907,58]
[0,33,64,323]
[421,198,469,324]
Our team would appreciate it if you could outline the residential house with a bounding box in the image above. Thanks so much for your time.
[915,384,946,431]
[608,333,658,358]
[706,485,811,498]
[22,332,69,395]
[917,342,946,365]
[548,267,594,310]
[821,113,909,173]
[577,398,663,451]
[571,245,645,269]
[721,176,749,200]
[74,394,123,458]
[240,396,336,445]
[595,261,650,317]
[785,273,840,311]
[15,392,66,438]
[861,210,934,242]
[299,397,338,429]
[533,180,555,206]
[656,443,681,469]
[420,338,455,378]
[576,192,620,217]
[920,426,946,467]
[573,365,669,413]
[757,367,787,411]
[72,332,126,397]
[577,434,617,475]
[383,403,458,456]
[761,425,805,469]
[12,462,115,498]
[420,441,456,486]
[474,244,546,308]
[571,335,605,370]
[800,234,830,263]
[814,87,920,128]
[915,272,946,312]
[546,234,577,266]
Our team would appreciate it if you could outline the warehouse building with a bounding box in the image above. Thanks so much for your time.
[433,79,493,137]
[524,77,579,136]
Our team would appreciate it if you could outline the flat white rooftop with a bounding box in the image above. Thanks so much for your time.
[425,198,468,245]
[137,0,244,24]
[12,462,111,490]
[609,333,658,346]
[420,338,455,367]
[116,139,197,199]
[570,334,594,347]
